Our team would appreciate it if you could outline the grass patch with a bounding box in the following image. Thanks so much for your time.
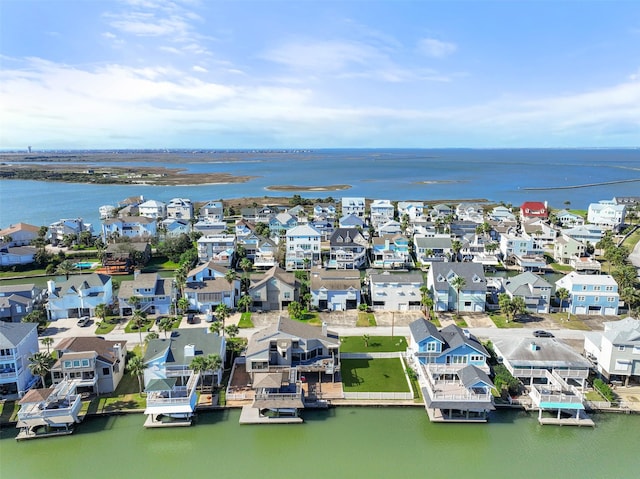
[142,256,180,272]
[340,335,407,353]
[585,390,606,402]
[547,313,591,330]
[402,357,423,402]
[622,228,640,250]
[124,317,154,333]
[86,370,146,413]
[95,315,122,335]
[238,312,254,328]
[454,316,468,328]
[291,312,323,326]
[489,313,524,329]
[356,312,376,327]
[0,400,19,424]
[341,358,409,393]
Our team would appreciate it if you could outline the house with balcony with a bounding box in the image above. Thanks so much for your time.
[338,213,366,230]
[193,220,227,236]
[370,200,395,231]
[414,235,453,264]
[584,317,640,386]
[197,234,236,267]
[199,200,224,222]
[101,242,152,274]
[520,201,548,220]
[240,205,277,224]
[0,222,40,246]
[46,274,113,321]
[138,199,167,219]
[16,379,83,437]
[561,224,604,245]
[371,235,412,269]
[253,237,278,269]
[248,266,298,311]
[328,228,368,270]
[556,272,620,316]
[269,212,298,237]
[184,261,237,313]
[569,256,602,273]
[587,200,626,231]
[313,203,337,221]
[555,209,585,227]
[430,204,454,220]
[118,272,175,316]
[0,283,41,323]
[456,203,484,223]
[166,198,194,220]
[244,318,339,420]
[0,322,39,397]
[48,218,92,246]
[285,224,322,271]
[397,201,424,223]
[51,337,127,394]
[504,271,553,314]
[407,319,494,422]
[310,269,361,311]
[427,263,486,313]
[522,218,558,248]
[553,234,586,265]
[368,271,423,311]
[101,216,157,243]
[341,197,366,218]
[143,328,225,425]
[488,206,516,223]
[161,218,190,237]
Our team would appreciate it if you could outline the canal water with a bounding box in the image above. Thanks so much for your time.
[1,408,638,479]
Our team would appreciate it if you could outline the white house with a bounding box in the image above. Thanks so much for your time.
[197,234,236,266]
[48,218,92,245]
[556,272,620,316]
[587,200,626,230]
[139,199,167,219]
[101,216,157,242]
[0,223,40,246]
[397,201,424,222]
[341,197,366,218]
[369,271,423,311]
[370,199,395,230]
[427,263,487,313]
[0,322,39,397]
[46,274,113,320]
[285,224,322,271]
[166,198,194,220]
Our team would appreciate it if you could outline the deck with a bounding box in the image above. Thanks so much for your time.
[239,405,303,424]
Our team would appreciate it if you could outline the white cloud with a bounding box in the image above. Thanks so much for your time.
[192,65,207,73]
[418,38,457,58]
[263,40,379,72]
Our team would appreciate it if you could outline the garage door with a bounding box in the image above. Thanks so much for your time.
[575,306,587,315]
[604,307,617,315]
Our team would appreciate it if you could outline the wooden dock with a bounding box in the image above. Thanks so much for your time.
[538,416,595,427]
[239,406,303,424]
[144,416,192,428]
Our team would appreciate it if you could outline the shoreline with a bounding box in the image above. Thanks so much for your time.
[523,178,640,191]
[265,184,351,192]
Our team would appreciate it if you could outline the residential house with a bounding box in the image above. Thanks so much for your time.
[449,221,481,238]
[51,337,127,394]
[456,203,484,223]
[287,205,307,223]
[488,206,516,223]
[161,218,190,237]
[553,235,586,265]
[504,271,553,314]
[0,223,40,246]
[587,200,626,230]
[378,220,402,236]
[338,214,366,230]
[309,218,335,241]
[46,274,113,320]
[569,256,602,273]
[327,228,368,270]
[193,220,227,236]
[556,272,620,316]
[117,195,145,208]
[0,283,43,323]
[407,319,494,422]
[561,224,604,245]
[430,204,454,220]
[310,269,361,311]
[199,201,224,222]
[240,205,277,224]
[499,231,536,259]
[584,317,640,385]
[101,242,152,274]
[313,203,337,221]
[269,212,298,237]
[0,322,39,397]
[116,204,139,217]
[0,245,36,266]
[555,209,585,227]
[371,235,412,269]
[166,198,194,220]
[248,266,298,311]
[285,224,322,271]
[341,197,366,218]
[101,216,157,243]
[414,235,453,263]
[143,329,225,425]
[522,218,558,247]
[16,380,83,436]
[118,272,176,316]
[369,199,395,230]
[613,196,640,206]
[197,234,236,267]
[369,271,423,311]
[520,201,548,220]
[138,199,167,219]
[184,261,237,314]
[253,237,279,269]
[427,263,487,313]
[48,218,92,246]
[397,201,424,222]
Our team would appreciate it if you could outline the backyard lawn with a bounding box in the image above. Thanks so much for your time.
[341,358,410,392]
[238,312,254,328]
[86,372,146,413]
[340,335,407,353]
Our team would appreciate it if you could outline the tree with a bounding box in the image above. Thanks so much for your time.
[450,240,462,262]
[128,296,141,311]
[239,258,253,275]
[225,324,239,339]
[612,265,639,291]
[555,287,570,318]
[362,334,370,348]
[498,293,514,322]
[254,222,270,237]
[127,355,146,395]
[132,309,147,345]
[510,296,526,322]
[215,303,231,334]
[145,331,159,344]
[621,287,640,313]
[174,264,188,296]
[209,321,224,336]
[238,294,253,313]
[22,309,48,330]
[287,301,303,320]
[158,316,174,338]
[177,297,190,314]
[28,352,54,388]
[302,292,312,311]
[450,275,466,316]
[40,337,54,354]
[94,303,108,324]
[420,285,433,318]
[55,259,76,280]
[225,270,237,304]
[190,354,223,389]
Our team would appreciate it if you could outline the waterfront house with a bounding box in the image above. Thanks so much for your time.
[430,204,454,220]
[584,317,640,386]
[101,242,152,274]
[504,271,553,314]
[240,205,277,223]
[138,199,167,219]
[414,235,453,263]
[161,218,190,237]
[253,237,279,269]
[248,266,298,311]
[199,200,224,222]
[0,245,36,266]
[369,199,395,230]
[427,263,486,313]
[338,213,366,230]
[313,203,337,221]
[309,219,335,241]
[310,269,361,311]
[368,271,423,311]
[0,322,39,397]
[371,234,412,269]
[285,224,322,271]
[197,234,236,267]
[51,337,127,394]
[520,201,548,220]
[0,223,39,246]
[48,218,92,246]
[269,212,298,237]
[166,198,194,220]
[555,209,585,227]
[341,197,366,218]
[522,218,558,247]
[456,203,484,223]
[287,205,307,222]
[0,283,43,323]
[101,216,157,243]
[397,201,424,222]
[184,261,237,313]
[328,228,368,270]
[499,231,536,259]
[553,234,586,265]
[117,195,145,208]
[561,224,604,245]
[143,328,225,425]
[118,272,176,316]
[613,196,640,206]
[46,274,113,321]
[556,272,620,316]
[488,206,516,223]
[587,200,626,231]
[407,318,494,422]
[569,256,602,273]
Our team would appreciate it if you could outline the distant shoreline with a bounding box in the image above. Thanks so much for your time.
[522,178,640,191]
[265,184,351,192]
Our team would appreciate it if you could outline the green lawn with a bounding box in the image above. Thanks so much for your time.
[124,317,154,333]
[0,400,19,424]
[547,313,591,330]
[489,313,524,329]
[454,316,468,328]
[95,315,123,335]
[356,312,376,327]
[340,335,407,353]
[142,256,180,272]
[292,312,323,326]
[238,312,254,328]
[86,370,146,413]
[341,358,410,392]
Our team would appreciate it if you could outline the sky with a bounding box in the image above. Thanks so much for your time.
[1,0,639,149]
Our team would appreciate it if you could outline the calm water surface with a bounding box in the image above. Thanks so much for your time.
[1,408,638,479]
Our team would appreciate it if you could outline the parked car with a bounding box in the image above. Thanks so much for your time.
[187,313,195,324]
[77,316,90,327]
[533,330,554,338]
[205,314,216,323]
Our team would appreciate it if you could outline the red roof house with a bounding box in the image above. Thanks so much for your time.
[520,201,548,219]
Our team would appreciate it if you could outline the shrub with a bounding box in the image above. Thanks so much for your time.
[493,364,520,396]
[593,378,615,402]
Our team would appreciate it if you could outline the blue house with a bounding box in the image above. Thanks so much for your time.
[556,272,620,316]
[427,263,487,312]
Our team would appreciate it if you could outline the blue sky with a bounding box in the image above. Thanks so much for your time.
[1,0,639,149]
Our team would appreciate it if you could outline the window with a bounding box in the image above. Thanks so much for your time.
[594,286,600,291]
[81,359,90,367]
[64,360,72,368]
[283,292,291,299]
[72,360,80,368]
[426,342,438,352]
[618,345,626,351]
[470,355,484,362]
[577,296,586,302]
[594,297,600,303]
[614,359,630,370]
[450,355,467,364]
[607,297,616,302]
[605,286,613,291]
[633,346,640,355]
[102,367,110,376]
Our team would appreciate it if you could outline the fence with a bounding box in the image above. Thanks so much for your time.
[343,391,414,400]
[341,352,404,359]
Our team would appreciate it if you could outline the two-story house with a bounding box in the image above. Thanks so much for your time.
[553,234,586,265]
[166,198,194,220]
[313,203,337,221]
[197,234,236,267]
[328,228,368,270]
[427,263,486,313]
[46,274,113,321]
[248,266,298,311]
[504,271,553,314]
[48,218,92,246]
[0,283,43,323]
[310,269,361,311]
[369,271,423,311]
[341,197,366,218]
[369,199,395,230]
[561,224,604,245]
[414,235,453,263]
[285,224,322,271]
[0,322,39,397]
[397,201,424,223]
[269,212,298,237]
[184,261,237,314]
[555,209,585,227]
[0,223,40,246]
[138,199,167,219]
[520,201,548,220]
[556,272,619,316]
[199,200,224,222]
[101,216,157,243]
[118,272,176,316]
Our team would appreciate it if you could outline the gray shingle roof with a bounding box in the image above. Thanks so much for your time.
[143,328,224,366]
[504,271,552,296]
[408,318,443,344]
[458,364,493,389]
[439,324,488,356]
[492,337,591,369]
[0,322,37,348]
[429,262,486,292]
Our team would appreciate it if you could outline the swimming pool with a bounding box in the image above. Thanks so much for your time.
[74,262,95,269]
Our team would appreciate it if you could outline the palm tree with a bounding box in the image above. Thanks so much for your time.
[239,258,253,275]
[238,294,253,313]
[362,334,370,348]
[40,336,54,354]
[215,303,231,335]
[225,324,239,339]
[498,293,514,322]
[132,309,147,345]
[158,316,174,338]
[174,264,188,297]
[209,321,223,336]
[450,240,462,262]
[190,354,222,389]
[126,355,146,395]
[28,352,54,388]
[128,295,141,311]
[450,275,466,316]
[55,260,76,280]
[510,296,526,322]
[555,287,569,318]
[177,297,190,315]
[94,303,107,325]
[420,285,433,318]
[145,331,159,344]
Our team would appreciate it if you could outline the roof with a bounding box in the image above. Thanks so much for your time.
[369,271,423,284]
[505,271,552,296]
[55,336,126,365]
[458,364,494,389]
[184,277,230,294]
[408,318,443,344]
[252,371,286,389]
[250,266,296,290]
[52,273,111,298]
[0,283,36,295]
[429,262,486,292]
[187,260,229,279]
[310,269,361,291]
[286,224,321,237]
[19,388,54,404]
[439,324,488,356]
[492,337,591,369]
[0,223,40,236]
[118,273,172,298]
[329,228,366,247]
[414,236,452,249]
[0,321,38,348]
[602,317,640,345]
[143,328,224,366]
[556,271,618,287]
[146,378,178,392]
